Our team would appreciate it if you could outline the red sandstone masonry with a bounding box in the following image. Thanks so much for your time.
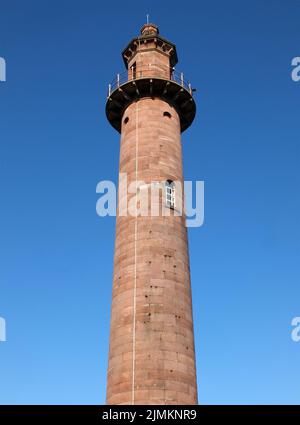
[106,24,197,405]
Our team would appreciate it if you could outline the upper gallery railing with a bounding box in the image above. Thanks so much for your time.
[108,64,193,96]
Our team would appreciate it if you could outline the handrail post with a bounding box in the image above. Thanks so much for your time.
[188,83,192,95]
[180,72,184,87]
[171,67,174,80]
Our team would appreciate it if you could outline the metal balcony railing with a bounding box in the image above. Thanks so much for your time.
[108,65,193,96]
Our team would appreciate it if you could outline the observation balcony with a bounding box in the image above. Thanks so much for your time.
[106,65,196,133]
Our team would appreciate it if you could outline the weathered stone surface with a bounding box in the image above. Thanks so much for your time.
[106,25,197,406]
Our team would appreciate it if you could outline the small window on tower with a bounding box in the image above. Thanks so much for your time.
[163,111,171,119]
[131,62,136,80]
[124,117,129,125]
[165,180,175,209]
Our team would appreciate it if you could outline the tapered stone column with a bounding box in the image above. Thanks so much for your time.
[105,23,197,405]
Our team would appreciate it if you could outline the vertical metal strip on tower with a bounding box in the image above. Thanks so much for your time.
[132,102,139,405]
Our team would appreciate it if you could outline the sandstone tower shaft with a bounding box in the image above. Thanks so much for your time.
[106,23,197,405]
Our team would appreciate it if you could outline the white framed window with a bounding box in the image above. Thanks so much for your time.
[165,180,175,209]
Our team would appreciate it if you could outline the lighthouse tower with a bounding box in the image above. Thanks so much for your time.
[105,23,197,405]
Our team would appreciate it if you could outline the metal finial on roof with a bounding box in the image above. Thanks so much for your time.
[146,14,150,24]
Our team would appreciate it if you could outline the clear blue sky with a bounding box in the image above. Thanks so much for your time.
[0,0,299,405]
